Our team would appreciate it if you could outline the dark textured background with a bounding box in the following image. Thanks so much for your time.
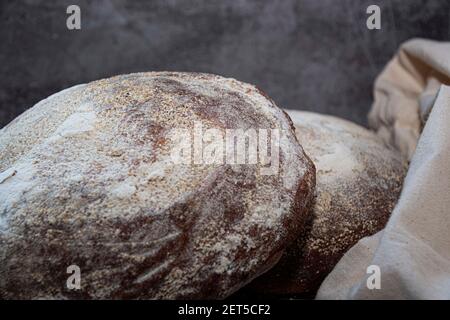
[1,0,449,128]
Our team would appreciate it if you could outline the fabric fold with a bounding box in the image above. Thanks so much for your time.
[317,39,450,300]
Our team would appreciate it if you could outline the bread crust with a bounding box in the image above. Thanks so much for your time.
[0,73,315,299]
[247,110,406,297]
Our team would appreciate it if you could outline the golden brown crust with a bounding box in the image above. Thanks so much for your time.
[0,73,315,299]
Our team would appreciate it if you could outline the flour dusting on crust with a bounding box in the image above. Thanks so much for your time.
[247,110,406,296]
[0,73,315,299]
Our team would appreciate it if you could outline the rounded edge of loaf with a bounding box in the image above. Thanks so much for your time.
[245,110,407,297]
[0,73,316,299]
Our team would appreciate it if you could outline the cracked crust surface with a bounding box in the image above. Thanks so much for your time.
[0,72,315,299]
[247,110,406,297]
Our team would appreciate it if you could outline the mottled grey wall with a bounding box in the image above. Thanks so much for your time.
[1,0,449,128]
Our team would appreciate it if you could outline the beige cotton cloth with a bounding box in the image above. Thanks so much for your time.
[368,38,450,159]
[316,39,450,300]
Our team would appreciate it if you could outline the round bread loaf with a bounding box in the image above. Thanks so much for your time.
[246,110,406,297]
[0,72,315,299]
